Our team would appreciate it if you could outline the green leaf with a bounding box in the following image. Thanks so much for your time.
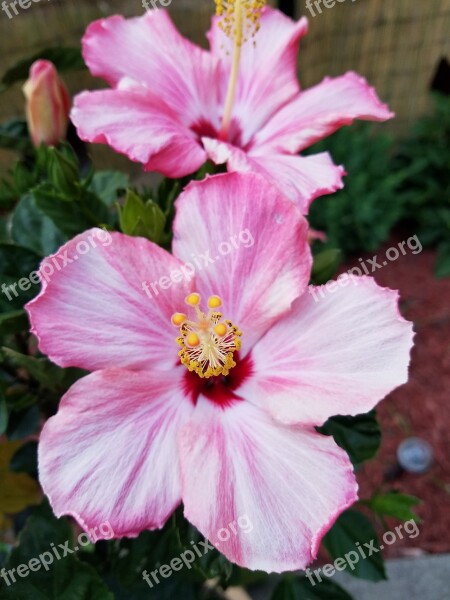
[0,502,114,600]
[1,348,59,391]
[318,411,381,466]
[323,509,387,582]
[435,241,450,278]
[0,244,41,310]
[362,492,421,522]
[1,47,85,89]
[11,194,66,256]
[10,440,38,477]
[33,186,111,237]
[0,119,31,153]
[119,190,166,243]
[7,405,40,440]
[272,575,354,600]
[0,310,29,335]
[311,249,342,284]
[47,146,80,196]
[88,171,130,206]
[0,393,7,435]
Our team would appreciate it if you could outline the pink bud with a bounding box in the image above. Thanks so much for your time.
[22,60,71,147]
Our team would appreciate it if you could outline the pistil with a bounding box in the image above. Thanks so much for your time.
[216,0,265,140]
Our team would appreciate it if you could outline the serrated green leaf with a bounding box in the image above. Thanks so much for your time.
[11,194,66,256]
[33,186,111,236]
[323,510,387,582]
[0,503,114,600]
[318,411,381,466]
[88,171,129,206]
[362,492,421,522]
[119,190,166,243]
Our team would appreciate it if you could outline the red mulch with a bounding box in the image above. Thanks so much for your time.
[340,233,450,556]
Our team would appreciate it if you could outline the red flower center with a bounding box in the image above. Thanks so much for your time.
[183,352,253,408]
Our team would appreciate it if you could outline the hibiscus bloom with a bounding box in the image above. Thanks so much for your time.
[71,6,393,213]
[27,173,413,571]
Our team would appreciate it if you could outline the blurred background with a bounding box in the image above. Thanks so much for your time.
[0,1,449,598]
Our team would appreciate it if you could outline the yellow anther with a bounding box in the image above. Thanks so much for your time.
[186,333,201,347]
[208,295,222,309]
[214,323,228,337]
[171,313,187,327]
[185,293,201,306]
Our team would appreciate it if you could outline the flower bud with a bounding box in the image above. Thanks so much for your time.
[22,60,70,147]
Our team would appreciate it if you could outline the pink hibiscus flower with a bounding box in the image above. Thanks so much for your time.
[27,173,413,572]
[71,6,393,214]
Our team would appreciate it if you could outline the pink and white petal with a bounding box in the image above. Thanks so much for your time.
[253,71,394,153]
[208,8,308,145]
[179,398,357,572]
[26,228,193,372]
[204,138,345,212]
[242,277,414,426]
[39,369,193,537]
[71,90,206,177]
[82,11,221,126]
[172,173,312,353]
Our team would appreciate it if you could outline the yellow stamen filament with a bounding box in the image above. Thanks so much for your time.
[216,0,266,140]
[171,293,242,378]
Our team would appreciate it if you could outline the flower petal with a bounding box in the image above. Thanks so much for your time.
[71,90,206,177]
[39,369,193,537]
[207,8,308,145]
[253,72,394,153]
[243,277,414,426]
[203,137,345,212]
[82,11,221,126]
[179,398,357,572]
[172,173,312,353]
[26,228,192,371]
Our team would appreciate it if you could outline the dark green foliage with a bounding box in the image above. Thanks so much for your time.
[308,94,450,278]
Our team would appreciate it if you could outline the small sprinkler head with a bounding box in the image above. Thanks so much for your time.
[397,437,434,474]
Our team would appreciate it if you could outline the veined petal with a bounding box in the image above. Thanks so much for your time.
[179,398,357,572]
[82,11,221,127]
[208,7,308,146]
[39,369,193,537]
[203,137,345,213]
[253,72,394,153]
[172,173,312,353]
[243,277,414,426]
[26,229,192,372]
[71,90,206,177]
